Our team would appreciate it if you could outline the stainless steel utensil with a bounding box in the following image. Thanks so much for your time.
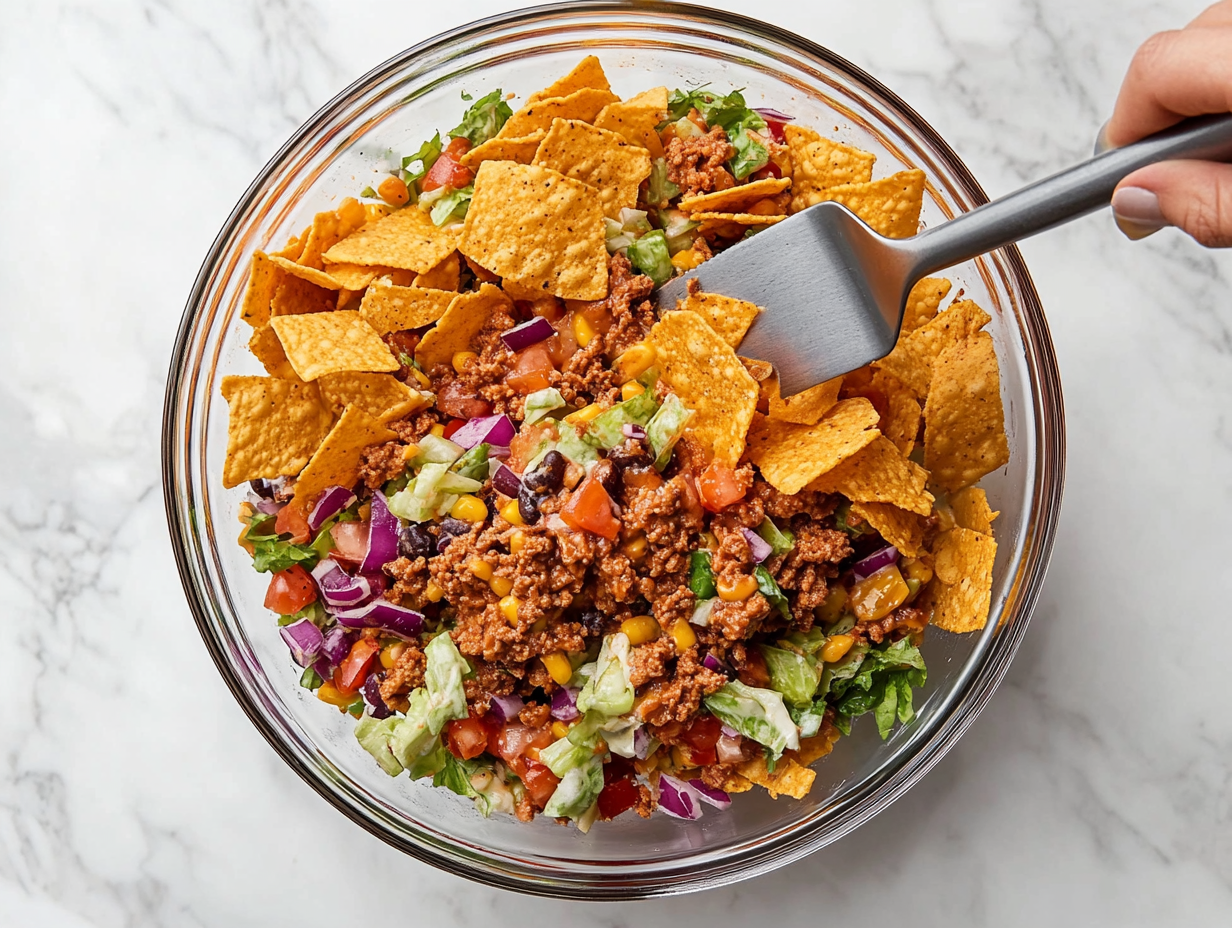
[655,114,1232,396]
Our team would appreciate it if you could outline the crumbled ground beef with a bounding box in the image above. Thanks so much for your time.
[709,594,771,641]
[855,603,929,644]
[441,303,521,416]
[388,410,440,444]
[771,524,852,627]
[379,644,425,708]
[635,647,727,727]
[358,441,406,490]
[629,637,675,687]
[518,702,551,728]
[751,476,837,523]
[666,127,736,198]
[384,555,430,605]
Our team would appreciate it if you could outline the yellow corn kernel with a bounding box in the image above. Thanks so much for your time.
[671,248,705,271]
[816,585,848,627]
[551,720,571,740]
[429,423,446,437]
[525,746,541,762]
[451,495,487,522]
[401,443,421,462]
[531,615,548,634]
[237,501,255,523]
[622,535,648,561]
[410,367,431,389]
[489,575,514,597]
[612,343,656,384]
[358,502,371,521]
[621,380,645,402]
[670,745,692,771]
[669,618,697,652]
[452,350,479,373]
[572,313,596,347]
[316,681,353,709]
[541,651,573,686]
[424,580,444,602]
[509,530,526,555]
[498,498,523,526]
[900,557,933,587]
[821,634,855,664]
[468,557,494,581]
[565,402,604,424]
[498,594,521,625]
[717,574,759,602]
[379,641,406,670]
[848,565,911,623]
[621,615,661,646]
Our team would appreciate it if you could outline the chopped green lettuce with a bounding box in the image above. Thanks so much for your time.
[388,462,481,522]
[413,434,465,466]
[689,550,717,599]
[429,184,473,226]
[539,735,593,777]
[626,229,673,286]
[576,632,634,716]
[448,89,513,147]
[250,536,317,573]
[789,702,828,740]
[451,443,491,481]
[299,667,323,690]
[829,638,927,739]
[756,518,795,557]
[580,387,659,450]
[646,158,680,207]
[599,716,642,758]
[542,755,605,819]
[704,680,800,758]
[604,207,654,254]
[402,132,443,184]
[690,597,717,627]
[554,421,601,468]
[646,393,693,469]
[524,387,566,425]
[655,207,700,255]
[355,716,404,776]
[423,632,471,734]
[758,644,822,708]
[753,565,791,620]
[390,689,437,767]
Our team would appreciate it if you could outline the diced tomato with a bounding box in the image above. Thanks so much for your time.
[493,724,555,776]
[436,379,493,420]
[504,342,556,394]
[686,107,708,131]
[762,119,788,144]
[420,137,474,192]
[442,418,466,440]
[329,520,370,564]
[698,462,750,512]
[521,760,561,808]
[508,422,556,474]
[560,475,621,540]
[264,564,317,615]
[334,637,380,694]
[679,714,722,766]
[445,716,490,760]
[385,329,421,362]
[274,501,311,544]
[548,313,580,365]
[597,755,640,820]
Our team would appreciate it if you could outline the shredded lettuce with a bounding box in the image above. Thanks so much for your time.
[553,421,601,468]
[646,158,680,207]
[580,387,659,450]
[655,207,700,255]
[599,716,642,758]
[429,184,473,226]
[540,735,594,777]
[689,550,717,599]
[542,755,605,819]
[690,597,717,627]
[645,393,693,469]
[829,638,927,739]
[390,689,438,767]
[402,132,443,184]
[448,89,513,147]
[451,443,491,481]
[756,518,795,557]
[789,702,828,740]
[758,644,822,708]
[704,680,800,758]
[524,387,566,425]
[576,632,634,716]
[753,565,791,619]
[604,207,655,254]
[423,632,471,734]
[355,716,404,777]
[412,434,465,466]
[250,536,318,574]
[388,462,482,522]
[626,229,673,286]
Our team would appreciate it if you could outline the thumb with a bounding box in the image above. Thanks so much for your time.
[1113,159,1232,246]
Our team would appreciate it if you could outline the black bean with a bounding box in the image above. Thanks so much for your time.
[579,611,605,636]
[435,517,472,553]
[593,459,622,500]
[517,485,547,525]
[523,450,566,493]
[249,478,275,499]
[398,524,433,560]
[607,439,651,470]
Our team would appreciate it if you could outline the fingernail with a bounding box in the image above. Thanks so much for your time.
[1112,186,1168,240]
[1093,121,1112,155]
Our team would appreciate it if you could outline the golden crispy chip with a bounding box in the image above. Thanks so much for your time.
[459,162,607,300]
[270,311,398,381]
[412,252,461,291]
[929,526,997,632]
[459,130,546,169]
[745,399,880,495]
[924,331,1010,492]
[873,371,922,456]
[316,371,429,422]
[789,138,877,214]
[674,292,761,348]
[765,374,844,426]
[266,254,344,290]
[358,282,456,335]
[691,211,785,226]
[532,118,652,219]
[874,299,992,398]
[241,252,279,327]
[291,405,397,508]
[299,198,368,269]
[808,435,934,516]
[793,727,842,766]
[902,277,952,334]
[850,500,927,557]
[950,486,998,535]
[270,275,336,317]
[247,324,298,380]
[802,169,925,238]
[220,376,335,488]
[735,755,816,800]
[273,231,307,262]
[594,88,668,158]
[322,206,460,273]
[647,311,759,467]
[679,177,792,214]
[498,87,620,139]
[740,356,774,383]
[320,262,387,291]
[526,55,612,104]
[720,773,755,794]
[415,283,512,370]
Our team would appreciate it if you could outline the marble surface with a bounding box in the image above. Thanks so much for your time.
[2,0,1230,924]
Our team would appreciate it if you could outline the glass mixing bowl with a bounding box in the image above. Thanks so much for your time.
[162,1,1064,899]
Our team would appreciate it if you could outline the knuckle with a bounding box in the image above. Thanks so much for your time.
[1181,186,1232,247]
[1131,30,1181,76]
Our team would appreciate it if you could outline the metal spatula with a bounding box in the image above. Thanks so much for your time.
[654,114,1232,396]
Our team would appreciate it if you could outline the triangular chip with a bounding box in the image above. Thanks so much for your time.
[679,177,792,214]
[270,275,335,317]
[526,55,612,104]
[949,486,998,535]
[316,372,429,422]
[849,500,927,557]
[270,311,398,381]
[299,198,368,269]
[415,283,511,370]
[902,277,951,334]
[874,371,922,456]
[322,206,460,273]
[267,254,345,290]
[498,86,620,139]
[320,262,388,291]
[792,727,842,766]
[241,252,279,327]
[745,399,880,495]
[459,130,546,170]
[291,405,397,508]
[923,331,1009,492]
[789,137,876,214]
[674,291,761,348]
[693,212,786,237]
[459,162,607,300]
[593,89,668,158]
[801,169,925,238]
[734,754,815,799]
[532,118,652,219]
[359,282,457,335]
[784,123,821,150]
[273,231,307,262]
[765,373,843,426]
[412,252,461,291]
[928,526,997,632]
[247,324,298,380]
[807,436,934,516]
[874,299,992,398]
[220,376,335,488]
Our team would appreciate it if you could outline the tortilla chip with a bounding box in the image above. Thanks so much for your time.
[359,282,457,335]
[526,55,612,104]
[499,87,620,139]
[415,283,511,370]
[459,130,546,169]
[412,252,461,291]
[459,161,607,300]
[247,324,298,380]
[849,500,927,557]
[266,254,345,290]
[691,211,785,226]
[765,374,844,426]
[316,371,429,422]
[322,206,460,273]
[802,169,925,239]
[291,405,397,508]
[789,138,877,214]
[874,299,992,398]
[593,89,668,158]
[270,311,398,381]
[950,486,998,535]
[735,755,816,800]
[273,231,307,262]
[320,262,387,291]
[902,277,951,334]
[874,371,922,456]
[241,252,280,326]
[923,331,1010,492]
[647,311,759,467]
[675,291,761,348]
[745,399,880,495]
[740,357,774,383]
[220,376,335,488]
[270,275,336,317]
[532,118,652,219]
[679,177,792,214]
[808,435,934,516]
[792,727,842,766]
[929,526,997,632]
[299,198,368,269]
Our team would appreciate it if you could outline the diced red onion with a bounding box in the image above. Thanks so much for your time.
[279,618,323,667]
[253,497,281,515]
[332,600,424,638]
[550,686,580,721]
[720,722,740,739]
[500,316,555,352]
[312,654,333,680]
[740,527,773,563]
[689,779,732,809]
[361,673,391,719]
[754,107,795,122]
[702,653,733,677]
[450,414,516,450]
[622,423,647,440]
[488,444,511,459]
[658,774,703,820]
[307,485,356,531]
[716,734,743,764]
[488,694,526,723]
[311,559,372,608]
[853,545,899,580]
[633,726,652,760]
[491,462,523,498]
[321,626,355,665]
[360,569,389,598]
[360,492,400,573]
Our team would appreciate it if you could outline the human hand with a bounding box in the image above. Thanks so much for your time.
[1106,2,1232,245]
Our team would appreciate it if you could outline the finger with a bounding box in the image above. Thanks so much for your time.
[1113,159,1232,246]
[1188,0,1232,28]
[1104,26,1232,147]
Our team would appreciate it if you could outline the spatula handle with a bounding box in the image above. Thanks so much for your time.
[907,113,1232,277]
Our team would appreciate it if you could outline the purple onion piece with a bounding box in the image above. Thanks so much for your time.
[255,498,282,515]
[360,492,400,574]
[449,414,516,451]
[361,673,391,720]
[658,774,704,820]
[702,652,733,677]
[488,444,511,459]
[550,686,581,721]
[279,618,324,667]
[491,462,523,499]
[633,726,651,760]
[488,694,526,723]
[853,545,899,581]
[719,723,740,739]
[715,734,743,764]
[333,600,425,638]
[740,527,773,564]
[500,315,555,352]
[622,423,647,440]
[312,655,333,681]
[689,779,732,809]
[754,107,795,122]
[311,559,372,608]
[307,485,357,531]
[321,625,356,665]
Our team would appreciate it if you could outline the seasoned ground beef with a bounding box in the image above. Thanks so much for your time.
[629,637,675,687]
[387,410,440,444]
[379,644,425,708]
[772,524,852,627]
[751,476,837,523]
[666,126,736,197]
[358,441,406,490]
[855,603,928,644]
[635,647,727,727]
[518,702,551,728]
[384,555,431,605]
[440,303,521,416]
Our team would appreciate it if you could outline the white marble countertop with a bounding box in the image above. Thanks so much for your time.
[3,0,1230,924]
